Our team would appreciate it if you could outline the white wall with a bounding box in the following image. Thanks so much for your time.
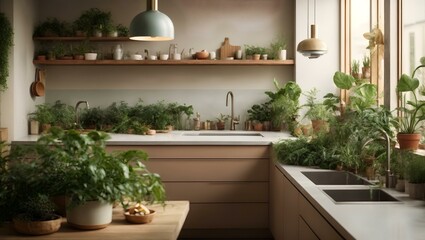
[0,0,41,141]
[38,0,295,128]
[295,0,339,121]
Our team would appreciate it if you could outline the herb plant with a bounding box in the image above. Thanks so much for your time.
[0,12,13,92]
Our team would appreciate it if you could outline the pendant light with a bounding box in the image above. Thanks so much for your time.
[297,0,327,59]
[130,0,174,41]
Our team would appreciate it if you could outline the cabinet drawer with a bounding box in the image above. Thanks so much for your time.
[299,196,343,240]
[184,203,268,229]
[164,182,268,203]
[144,158,269,181]
[108,145,270,159]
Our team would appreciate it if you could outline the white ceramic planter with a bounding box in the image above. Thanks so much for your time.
[66,201,113,230]
[278,49,287,60]
[84,53,97,61]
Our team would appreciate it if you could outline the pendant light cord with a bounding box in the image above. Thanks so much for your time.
[307,0,310,37]
[314,0,316,25]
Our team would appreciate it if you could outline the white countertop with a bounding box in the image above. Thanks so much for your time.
[13,130,293,145]
[276,164,425,240]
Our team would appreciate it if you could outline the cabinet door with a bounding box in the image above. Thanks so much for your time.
[299,216,320,240]
[282,171,299,240]
[270,166,285,240]
[299,195,343,240]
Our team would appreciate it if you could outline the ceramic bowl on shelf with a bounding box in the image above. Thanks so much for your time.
[195,50,209,59]
[130,54,143,60]
[124,210,156,224]
[84,53,97,60]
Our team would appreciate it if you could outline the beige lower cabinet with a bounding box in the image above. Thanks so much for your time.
[270,166,344,240]
[107,145,271,237]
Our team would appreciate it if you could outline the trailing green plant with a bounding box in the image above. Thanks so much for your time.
[0,12,13,92]
[396,57,425,134]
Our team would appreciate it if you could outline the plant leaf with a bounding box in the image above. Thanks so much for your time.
[397,74,419,92]
[333,72,355,90]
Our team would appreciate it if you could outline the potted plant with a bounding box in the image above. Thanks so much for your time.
[50,100,75,129]
[30,103,54,133]
[74,8,113,37]
[396,57,425,150]
[247,103,272,131]
[34,128,166,229]
[302,88,334,133]
[216,113,230,130]
[265,79,301,133]
[0,12,13,92]
[79,106,105,130]
[406,156,425,199]
[351,60,361,79]
[362,55,371,79]
[33,18,72,37]
[244,45,266,60]
[12,194,62,235]
[269,37,287,60]
[116,24,130,37]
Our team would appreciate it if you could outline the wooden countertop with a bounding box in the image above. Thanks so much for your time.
[0,201,189,240]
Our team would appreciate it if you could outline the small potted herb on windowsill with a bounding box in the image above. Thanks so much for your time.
[362,55,371,79]
[351,60,361,79]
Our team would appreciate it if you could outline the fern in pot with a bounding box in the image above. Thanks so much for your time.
[35,128,165,230]
[302,88,335,134]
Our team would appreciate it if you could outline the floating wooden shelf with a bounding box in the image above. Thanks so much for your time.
[33,59,295,66]
[33,37,131,41]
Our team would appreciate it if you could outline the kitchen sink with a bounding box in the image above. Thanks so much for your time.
[183,132,263,137]
[302,171,372,185]
[323,189,400,202]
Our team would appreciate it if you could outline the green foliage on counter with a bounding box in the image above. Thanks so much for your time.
[0,128,166,221]
[0,12,13,92]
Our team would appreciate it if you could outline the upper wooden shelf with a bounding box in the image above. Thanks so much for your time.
[33,37,131,41]
[33,59,295,66]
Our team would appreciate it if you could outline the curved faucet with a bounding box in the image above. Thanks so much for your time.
[226,91,239,130]
[75,100,90,128]
[363,128,393,188]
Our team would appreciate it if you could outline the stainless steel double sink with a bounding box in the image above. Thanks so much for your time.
[301,171,400,203]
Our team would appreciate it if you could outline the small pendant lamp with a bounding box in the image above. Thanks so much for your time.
[297,0,327,59]
[130,0,174,41]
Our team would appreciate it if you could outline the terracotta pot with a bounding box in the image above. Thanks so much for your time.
[36,55,46,61]
[41,123,51,133]
[362,66,371,79]
[13,214,61,235]
[397,133,421,150]
[365,166,375,180]
[311,120,328,133]
[216,121,225,130]
[253,54,261,60]
[253,122,263,131]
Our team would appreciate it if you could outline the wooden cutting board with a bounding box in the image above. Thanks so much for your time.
[219,37,241,60]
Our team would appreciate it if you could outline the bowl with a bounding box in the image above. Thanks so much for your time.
[195,51,209,59]
[160,54,169,60]
[130,54,143,60]
[84,53,97,60]
[124,210,156,224]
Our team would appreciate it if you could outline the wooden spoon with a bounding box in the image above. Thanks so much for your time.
[34,68,45,97]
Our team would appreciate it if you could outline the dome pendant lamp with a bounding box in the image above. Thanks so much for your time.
[130,0,174,41]
[297,0,327,59]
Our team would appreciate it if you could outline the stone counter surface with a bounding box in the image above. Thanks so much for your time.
[276,164,425,240]
[13,130,293,145]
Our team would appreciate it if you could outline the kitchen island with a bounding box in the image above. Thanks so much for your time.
[0,201,189,240]
[13,130,292,239]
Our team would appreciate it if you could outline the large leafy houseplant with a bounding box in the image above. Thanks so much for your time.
[0,12,13,92]
[35,128,166,207]
[396,57,425,149]
[397,57,425,133]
